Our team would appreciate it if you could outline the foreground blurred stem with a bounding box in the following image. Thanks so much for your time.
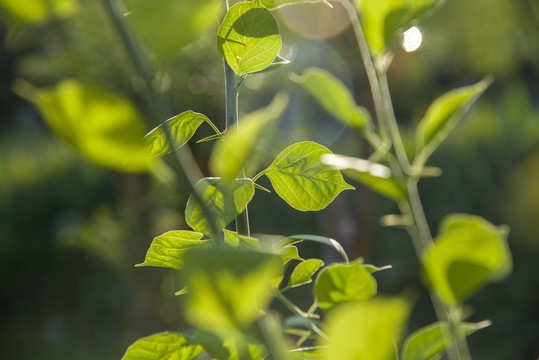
[102,0,222,241]
[346,1,471,359]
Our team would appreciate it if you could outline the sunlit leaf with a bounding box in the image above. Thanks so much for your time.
[423,214,512,305]
[263,141,354,211]
[193,329,267,360]
[292,68,371,132]
[122,332,203,360]
[259,0,328,9]
[0,0,78,24]
[210,93,288,180]
[281,245,304,264]
[287,259,324,289]
[185,178,255,236]
[401,320,491,360]
[14,79,152,172]
[223,229,261,249]
[315,259,377,310]
[287,234,349,263]
[124,0,221,60]
[136,230,208,269]
[319,297,411,360]
[182,247,283,331]
[355,0,441,56]
[322,154,406,201]
[416,78,492,161]
[217,1,282,75]
[144,111,211,157]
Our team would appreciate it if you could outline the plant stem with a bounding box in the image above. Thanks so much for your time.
[102,0,222,241]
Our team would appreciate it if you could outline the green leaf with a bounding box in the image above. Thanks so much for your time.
[423,214,512,305]
[185,178,255,236]
[263,141,354,211]
[14,79,152,172]
[210,93,288,180]
[322,154,406,201]
[355,0,441,56]
[0,0,78,24]
[144,111,212,157]
[193,329,267,360]
[292,68,371,132]
[319,297,411,360]
[281,245,304,264]
[136,230,208,269]
[122,332,204,360]
[401,321,491,360]
[416,78,492,160]
[217,1,282,75]
[287,234,349,263]
[315,259,377,310]
[287,259,324,289]
[259,0,328,9]
[182,247,283,331]
[223,229,261,249]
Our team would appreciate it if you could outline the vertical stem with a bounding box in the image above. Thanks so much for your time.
[102,0,223,241]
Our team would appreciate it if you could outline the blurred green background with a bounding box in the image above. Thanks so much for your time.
[1,0,538,359]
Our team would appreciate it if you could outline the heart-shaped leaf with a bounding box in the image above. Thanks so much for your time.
[122,332,203,360]
[287,258,324,289]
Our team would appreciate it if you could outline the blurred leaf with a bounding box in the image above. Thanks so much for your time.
[323,154,405,201]
[124,0,221,60]
[217,0,282,75]
[263,141,354,211]
[15,79,152,172]
[287,234,349,263]
[210,93,288,180]
[281,245,304,264]
[287,259,324,289]
[355,0,441,56]
[292,68,371,132]
[185,178,255,236]
[223,229,261,249]
[122,332,203,360]
[423,214,512,305]
[136,230,208,269]
[259,0,327,9]
[416,78,492,161]
[401,320,491,360]
[144,111,211,157]
[182,247,283,331]
[193,329,267,360]
[0,0,78,24]
[315,259,377,310]
[319,297,411,360]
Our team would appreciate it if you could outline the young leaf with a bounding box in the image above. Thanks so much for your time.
[401,320,491,360]
[292,68,371,132]
[319,297,410,360]
[314,259,377,310]
[122,332,204,360]
[415,78,492,161]
[286,234,349,263]
[217,1,282,75]
[263,141,354,211]
[281,245,304,264]
[210,93,288,180]
[423,214,512,305]
[356,0,441,56]
[223,229,261,249]
[144,111,212,157]
[136,230,208,269]
[287,259,325,289]
[259,0,328,9]
[185,178,255,236]
[182,247,283,331]
[193,328,267,360]
[322,154,406,201]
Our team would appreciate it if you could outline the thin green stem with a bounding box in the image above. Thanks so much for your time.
[102,0,222,242]
[275,292,311,318]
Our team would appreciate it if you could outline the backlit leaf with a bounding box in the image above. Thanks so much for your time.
[122,332,203,360]
[293,68,371,132]
[319,297,410,360]
[263,141,354,211]
[287,259,324,289]
[287,234,349,263]
[423,214,512,305]
[144,111,211,157]
[185,178,255,236]
[193,329,267,360]
[223,229,261,249]
[315,259,377,310]
[401,321,490,360]
[210,93,288,180]
[280,245,304,264]
[259,0,327,9]
[182,247,283,331]
[136,230,208,269]
[217,1,281,75]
